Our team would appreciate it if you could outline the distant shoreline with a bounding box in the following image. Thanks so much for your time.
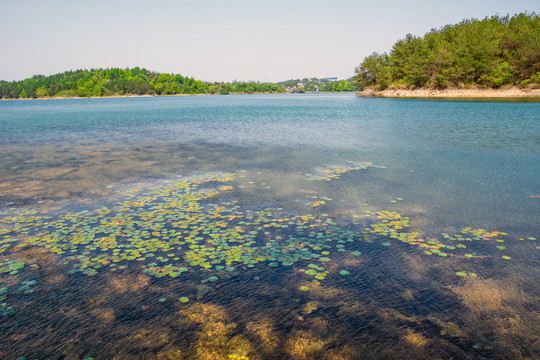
[0,92,351,101]
[0,93,210,101]
[0,92,321,101]
[357,87,540,99]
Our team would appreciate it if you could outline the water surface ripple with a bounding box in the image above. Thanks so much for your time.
[0,94,538,359]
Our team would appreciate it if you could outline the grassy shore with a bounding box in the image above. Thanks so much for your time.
[357,87,540,99]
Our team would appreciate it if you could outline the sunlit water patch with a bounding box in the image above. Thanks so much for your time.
[0,94,538,359]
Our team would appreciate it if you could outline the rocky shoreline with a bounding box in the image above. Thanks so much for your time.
[357,87,540,98]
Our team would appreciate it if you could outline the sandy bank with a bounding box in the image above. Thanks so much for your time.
[357,87,540,99]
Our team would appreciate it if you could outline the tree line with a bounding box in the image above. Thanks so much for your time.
[354,13,539,90]
[0,67,285,99]
[278,78,357,92]
[0,68,361,99]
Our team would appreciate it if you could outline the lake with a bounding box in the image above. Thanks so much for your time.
[0,93,538,359]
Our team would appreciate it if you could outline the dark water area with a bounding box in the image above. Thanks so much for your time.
[0,94,538,359]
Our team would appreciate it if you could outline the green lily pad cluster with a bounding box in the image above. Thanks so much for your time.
[300,263,329,280]
[0,165,526,284]
[0,286,13,316]
[455,271,477,277]
[0,172,368,281]
[306,200,326,207]
[0,231,17,254]
[300,190,332,207]
[0,302,14,316]
[144,263,188,278]
[442,228,507,241]
[358,210,518,263]
[1,173,238,275]
[0,260,25,275]
[0,279,37,316]
[308,162,373,181]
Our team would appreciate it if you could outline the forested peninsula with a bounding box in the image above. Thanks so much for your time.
[0,68,287,99]
[354,13,540,93]
[0,68,358,100]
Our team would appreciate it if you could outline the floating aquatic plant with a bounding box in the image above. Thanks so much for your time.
[308,162,374,181]
[0,166,525,286]
[456,271,477,277]
[0,260,25,275]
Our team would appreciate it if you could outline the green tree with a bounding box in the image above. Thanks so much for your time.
[355,52,391,89]
[353,12,540,90]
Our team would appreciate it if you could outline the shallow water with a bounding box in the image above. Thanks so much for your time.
[0,94,538,359]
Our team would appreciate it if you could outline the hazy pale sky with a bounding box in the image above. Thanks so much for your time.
[1,0,538,82]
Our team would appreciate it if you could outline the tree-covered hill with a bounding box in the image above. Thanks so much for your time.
[0,67,285,99]
[355,13,540,90]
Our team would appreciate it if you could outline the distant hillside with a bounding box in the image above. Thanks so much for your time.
[0,68,285,99]
[278,77,357,92]
[354,13,540,90]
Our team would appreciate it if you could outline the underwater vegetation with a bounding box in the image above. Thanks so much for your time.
[0,162,537,359]
[0,163,524,285]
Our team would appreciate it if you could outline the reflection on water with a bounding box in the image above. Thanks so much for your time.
[0,94,538,359]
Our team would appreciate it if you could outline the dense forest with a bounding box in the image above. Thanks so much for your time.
[355,13,540,90]
[0,68,285,99]
[0,68,360,99]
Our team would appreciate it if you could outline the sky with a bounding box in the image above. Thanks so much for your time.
[0,0,538,83]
